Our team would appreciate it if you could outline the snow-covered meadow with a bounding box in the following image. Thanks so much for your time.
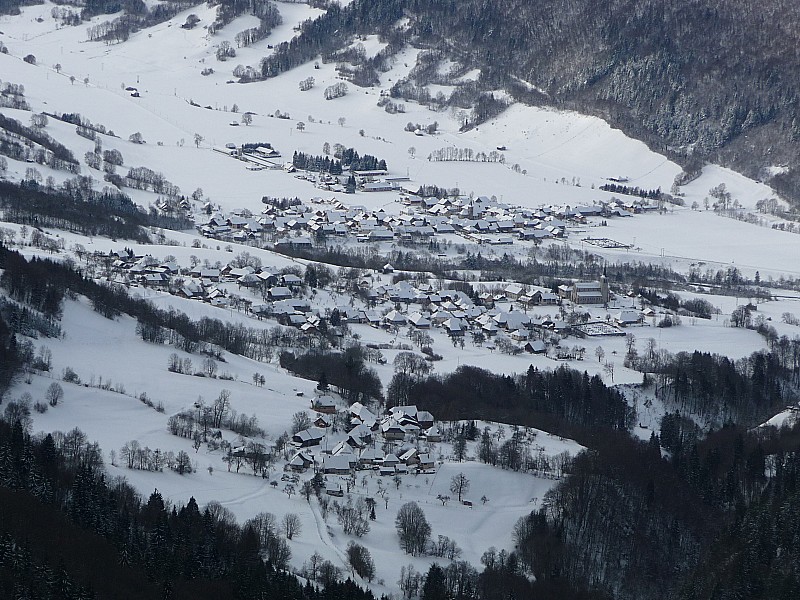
[2,0,800,591]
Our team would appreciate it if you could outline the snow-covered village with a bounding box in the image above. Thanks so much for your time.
[2,2,800,600]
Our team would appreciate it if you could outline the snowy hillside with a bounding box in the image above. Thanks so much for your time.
[2,2,800,598]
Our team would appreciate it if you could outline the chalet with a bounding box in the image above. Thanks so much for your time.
[390,406,418,421]
[399,448,419,466]
[540,292,560,305]
[141,273,169,288]
[177,281,205,300]
[237,273,261,288]
[331,440,357,458]
[384,310,407,327]
[287,299,312,313]
[345,431,368,452]
[359,447,385,466]
[381,420,406,441]
[422,425,442,442]
[361,311,382,327]
[510,329,530,342]
[382,454,400,468]
[350,402,378,427]
[288,451,314,472]
[281,273,302,287]
[275,236,313,249]
[524,340,547,354]
[363,181,395,192]
[443,318,466,337]
[160,261,179,274]
[292,427,325,448]
[193,268,220,282]
[299,322,318,334]
[504,283,525,300]
[312,395,337,414]
[314,414,333,428]
[433,222,456,234]
[615,309,643,326]
[226,266,254,280]
[368,228,394,242]
[322,454,352,475]
[481,321,500,337]
[416,411,434,429]
[417,454,435,471]
[257,271,280,287]
[268,286,293,301]
[408,312,432,329]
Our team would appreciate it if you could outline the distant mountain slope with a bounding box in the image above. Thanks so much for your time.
[4,1,796,201]
[398,0,800,199]
[254,0,800,204]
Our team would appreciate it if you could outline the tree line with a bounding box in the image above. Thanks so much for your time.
[598,183,661,200]
[280,346,383,404]
[388,364,632,445]
[256,0,404,80]
[0,179,153,241]
[0,112,79,170]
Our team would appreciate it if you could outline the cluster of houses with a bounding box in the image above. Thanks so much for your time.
[321,278,569,346]
[289,402,439,476]
[192,191,654,250]
[103,246,647,350]
[193,197,564,248]
[103,248,304,309]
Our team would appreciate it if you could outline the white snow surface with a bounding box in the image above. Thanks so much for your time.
[1,2,800,591]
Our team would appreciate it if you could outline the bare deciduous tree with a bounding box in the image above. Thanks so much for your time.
[282,513,301,539]
[450,472,470,502]
[395,502,431,555]
[46,382,64,407]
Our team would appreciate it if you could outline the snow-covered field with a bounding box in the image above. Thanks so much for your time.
[2,1,800,591]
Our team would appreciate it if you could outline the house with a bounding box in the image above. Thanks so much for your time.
[281,273,303,288]
[331,440,357,458]
[399,448,419,466]
[615,309,643,326]
[381,420,406,440]
[350,402,378,427]
[408,312,432,329]
[291,427,325,448]
[384,310,407,327]
[382,454,400,468]
[443,318,466,337]
[504,283,525,300]
[390,406,418,421]
[288,451,314,472]
[416,411,434,429]
[195,268,221,282]
[422,425,442,442]
[417,453,435,470]
[312,395,337,414]
[359,447,385,466]
[314,414,333,428]
[348,423,374,444]
[268,286,293,301]
[368,228,394,242]
[540,292,560,305]
[322,454,352,475]
[510,329,530,342]
[524,340,547,354]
